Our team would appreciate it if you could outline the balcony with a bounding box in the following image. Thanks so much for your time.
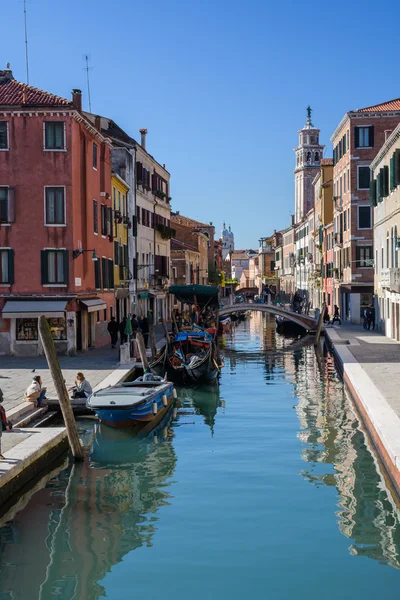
[380,267,400,292]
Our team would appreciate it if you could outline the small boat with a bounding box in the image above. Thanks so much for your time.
[184,343,223,384]
[87,373,176,428]
[275,315,306,337]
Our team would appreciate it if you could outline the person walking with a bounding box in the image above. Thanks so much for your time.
[370,304,376,331]
[107,316,119,348]
[323,306,330,324]
[332,305,341,325]
[131,313,139,337]
[119,316,127,344]
[139,315,150,348]
[363,308,369,330]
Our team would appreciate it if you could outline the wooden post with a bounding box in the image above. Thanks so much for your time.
[38,315,83,461]
[162,319,170,348]
[136,331,149,370]
[171,310,179,334]
[314,303,325,347]
[149,323,157,357]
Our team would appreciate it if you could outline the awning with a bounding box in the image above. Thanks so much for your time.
[2,300,67,319]
[169,284,219,308]
[80,298,107,313]
[138,292,149,299]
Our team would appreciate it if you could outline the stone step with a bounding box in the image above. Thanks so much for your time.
[32,411,59,428]
[13,406,48,428]
[7,402,35,425]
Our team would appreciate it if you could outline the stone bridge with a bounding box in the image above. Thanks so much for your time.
[219,303,318,332]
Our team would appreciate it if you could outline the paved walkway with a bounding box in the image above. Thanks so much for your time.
[0,325,167,413]
[326,323,400,418]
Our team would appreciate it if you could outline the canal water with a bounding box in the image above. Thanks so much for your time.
[1,314,400,599]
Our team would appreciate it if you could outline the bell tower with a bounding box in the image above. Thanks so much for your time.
[294,106,325,224]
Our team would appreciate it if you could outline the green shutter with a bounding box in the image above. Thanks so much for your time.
[390,155,396,191]
[94,260,101,288]
[7,249,14,284]
[123,244,128,267]
[396,149,400,186]
[383,165,389,197]
[41,250,48,284]
[343,133,346,154]
[132,256,137,279]
[369,180,377,207]
[132,215,138,237]
[354,127,360,148]
[369,126,374,147]
[102,257,107,289]
[114,241,119,265]
[108,259,114,289]
[63,250,69,284]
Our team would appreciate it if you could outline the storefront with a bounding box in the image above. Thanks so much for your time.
[1,299,71,356]
[77,298,107,352]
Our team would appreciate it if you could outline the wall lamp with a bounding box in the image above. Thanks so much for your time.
[73,249,99,261]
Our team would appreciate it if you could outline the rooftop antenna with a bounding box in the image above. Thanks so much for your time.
[23,0,29,83]
[84,54,92,112]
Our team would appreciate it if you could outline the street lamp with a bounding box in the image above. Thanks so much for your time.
[72,249,98,261]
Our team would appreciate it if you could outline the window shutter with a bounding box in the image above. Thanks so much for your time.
[41,250,49,284]
[108,259,114,289]
[390,154,396,191]
[132,215,138,236]
[354,127,360,148]
[114,241,119,265]
[369,126,374,147]
[94,260,101,288]
[7,188,15,223]
[63,250,69,284]
[396,149,400,186]
[136,161,143,182]
[369,180,377,207]
[124,244,128,267]
[152,173,157,192]
[7,249,14,284]
[132,256,137,279]
[383,165,389,197]
[102,257,107,289]
[343,134,346,154]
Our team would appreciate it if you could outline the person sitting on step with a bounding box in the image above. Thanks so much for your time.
[24,376,47,407]
[68,372,93,399]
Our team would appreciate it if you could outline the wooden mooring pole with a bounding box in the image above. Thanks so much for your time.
[149,323,157,358]
[313,303,325,348]
[38,315,84,461]
[136,331,149,370]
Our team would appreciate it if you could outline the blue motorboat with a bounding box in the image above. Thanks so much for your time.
[87,373,176,428]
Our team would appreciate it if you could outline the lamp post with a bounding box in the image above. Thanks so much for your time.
[72,249,98,261]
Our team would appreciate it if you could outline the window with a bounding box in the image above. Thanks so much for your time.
[118,190,121,212]
[16,318,38,341]
[0,249,14,284]
[356,246,372,268]
[48,317,67,340]
[358,166,370,190]
[101,205,107,236]
[0,187,15,223]
[306,151,311,162]
[94,259,101,289]
[358,206,371,229]
[45,187,65,225]
[315,152,319,162]
[343,210,347,232]
[93,200,98,234]
[355,126,374,148]
[0,122,8,149]
[41,250,68,284]
[93,143,98,169]
[44,122,65,150]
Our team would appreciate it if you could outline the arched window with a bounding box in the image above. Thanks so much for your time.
[306,151,311,162]
[314,152,319,162]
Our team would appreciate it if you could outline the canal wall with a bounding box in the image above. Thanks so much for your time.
[324,327,400,498]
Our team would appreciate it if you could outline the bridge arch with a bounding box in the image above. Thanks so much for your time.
[219,303,317,331]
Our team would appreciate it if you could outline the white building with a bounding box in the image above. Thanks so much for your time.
[371,124,400,339]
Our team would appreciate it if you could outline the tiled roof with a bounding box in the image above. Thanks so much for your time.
[0,72,72,108]
[357,98,400,113]
[321,158,333,165]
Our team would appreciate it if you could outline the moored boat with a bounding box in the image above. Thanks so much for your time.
[87,373,176,428]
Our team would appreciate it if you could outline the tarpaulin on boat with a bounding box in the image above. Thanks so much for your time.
[169,285,220,308]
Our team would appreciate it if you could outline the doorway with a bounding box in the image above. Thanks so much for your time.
[76,311,82,352]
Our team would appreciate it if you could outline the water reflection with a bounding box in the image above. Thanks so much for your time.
[293,344,400,569]
[0,414,177,600]
[179,386,224,435]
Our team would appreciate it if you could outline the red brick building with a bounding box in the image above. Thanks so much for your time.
[331,99,400,323]
[0,66,114,355]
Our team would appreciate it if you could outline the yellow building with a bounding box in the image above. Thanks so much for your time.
[112,173,131,322]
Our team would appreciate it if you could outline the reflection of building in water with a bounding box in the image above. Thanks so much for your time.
[0,421,177,599]
[293,345,400,568]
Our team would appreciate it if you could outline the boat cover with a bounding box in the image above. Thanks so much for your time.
[169,284,219,308]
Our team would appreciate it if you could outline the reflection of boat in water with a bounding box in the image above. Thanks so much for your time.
[180,385,223,434]
[275,315,305,337]
[87,374,176,428]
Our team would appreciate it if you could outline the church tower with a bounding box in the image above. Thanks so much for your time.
[294,107,325,224]
[221,223,234,260]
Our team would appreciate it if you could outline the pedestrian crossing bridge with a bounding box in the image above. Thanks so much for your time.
[219,303,318,331]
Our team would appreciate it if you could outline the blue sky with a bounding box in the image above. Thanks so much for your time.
[2,0,400,248]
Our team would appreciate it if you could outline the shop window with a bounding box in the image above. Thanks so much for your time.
[16,318,38,341]
[48,317,67,340]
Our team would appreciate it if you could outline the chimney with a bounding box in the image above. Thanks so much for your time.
[139,128,148,150]
[176,210,180,215]
[385,130,392,141]
[72,89,82,111]
[291,214,295,226]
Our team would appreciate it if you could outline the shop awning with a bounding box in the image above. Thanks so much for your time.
[138,292,149,299]
[79,298,107,313]
[2,300,67,319]
[169,284,220,308]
